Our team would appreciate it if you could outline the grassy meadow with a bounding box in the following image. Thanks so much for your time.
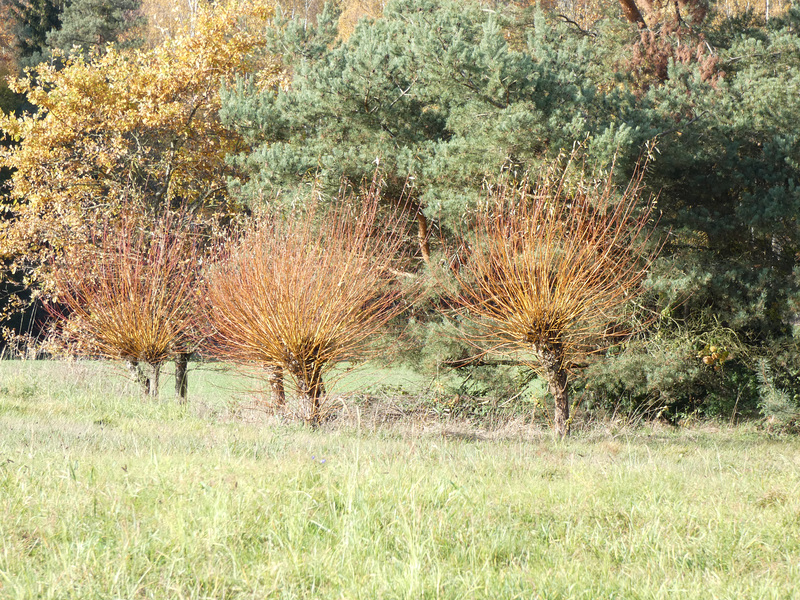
[1,359,799,599]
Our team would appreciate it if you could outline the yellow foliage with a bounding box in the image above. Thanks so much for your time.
[0,0,286,276]
[338,0,387,40]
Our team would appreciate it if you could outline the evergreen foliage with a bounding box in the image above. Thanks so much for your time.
[587,8,800,418]
[46,0,144,56]
[7,0,66,66]
[221,0,614,221]
[221,0,800,419]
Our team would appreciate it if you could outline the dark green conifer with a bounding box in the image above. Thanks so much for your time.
[8,0,67,67]
[46,0,143,56]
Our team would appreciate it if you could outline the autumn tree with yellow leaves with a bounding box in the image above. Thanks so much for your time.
[0,0,285,282]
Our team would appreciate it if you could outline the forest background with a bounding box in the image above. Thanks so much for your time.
[1,0,799,429]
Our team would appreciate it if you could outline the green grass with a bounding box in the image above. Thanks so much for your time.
[1,360,800,599]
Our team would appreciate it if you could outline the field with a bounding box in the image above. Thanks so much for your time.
[1,360,799,599]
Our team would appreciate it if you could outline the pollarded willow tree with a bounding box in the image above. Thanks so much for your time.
[48,211,202,400]
[452,161,659,436]
[204,177,411,425]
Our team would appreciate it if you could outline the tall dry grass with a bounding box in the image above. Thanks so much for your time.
[204,177,411,424]
[48,211,202,397]
[452,159,660,436]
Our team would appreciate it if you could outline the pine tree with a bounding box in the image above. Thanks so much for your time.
[7,0,66,67]
[221,0,615,261]
[46,0,144,56]
[578,8,800,416]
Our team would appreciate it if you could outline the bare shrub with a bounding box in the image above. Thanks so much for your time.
[204,178,410,425]
[48,211,202,398]
[451,159,660,437]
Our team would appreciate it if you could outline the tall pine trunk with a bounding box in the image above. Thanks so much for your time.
[618,0,647,26]
[417,212,431,264]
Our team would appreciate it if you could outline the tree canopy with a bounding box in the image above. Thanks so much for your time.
[0,0,285,279]
[45,0,144,57]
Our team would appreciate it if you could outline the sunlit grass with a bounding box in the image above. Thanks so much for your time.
[1,359,799,599]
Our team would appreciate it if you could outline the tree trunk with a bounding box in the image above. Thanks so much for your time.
[548,365,570,438]
[148,362,161,398]
[618,0,647,27]
[267,365,286,406]
[297,367,326,426]
[175,352,189,404]
[417,211,431,264]
[535,344,570,437]
[125,359,150,396]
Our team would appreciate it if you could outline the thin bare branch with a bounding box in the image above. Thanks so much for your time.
[47,211,203,397]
